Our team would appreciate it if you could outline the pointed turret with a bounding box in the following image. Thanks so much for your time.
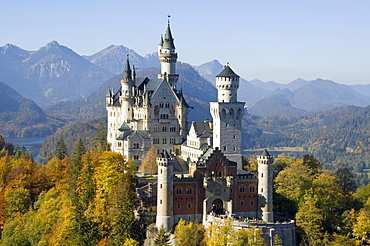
[106,87,112,105]
[158,19,179,89]
[163,24,175,50]
[106,87,112,98]
[120,55,134,122]
[123,56,132,81]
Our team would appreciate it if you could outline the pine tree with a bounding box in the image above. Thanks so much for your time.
[55,137,68,160]
[95,122,110,151]
[108,178,137,245]
[154,225,172,246]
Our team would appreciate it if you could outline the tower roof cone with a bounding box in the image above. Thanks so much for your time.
[216,64,239,77]
[122,55,132,80]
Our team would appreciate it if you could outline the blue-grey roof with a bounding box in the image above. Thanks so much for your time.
[158,34,164,46]
[262,149,270,157]
[216,65,239,77]
[163,25,175,50]
[146,78,164,91]
[116,131,131,140]
[118,122,130,131]
[134,77,148,87]
[123,58,132,80]
[137,130,149,138]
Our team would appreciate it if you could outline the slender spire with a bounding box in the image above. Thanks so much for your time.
[123,54,132,80]
[158,34,164,46]
[167,14,171,26]
[106,87,112,97]
[163,17,175,50]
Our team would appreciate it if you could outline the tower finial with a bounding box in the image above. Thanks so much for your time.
[167,14,171,26]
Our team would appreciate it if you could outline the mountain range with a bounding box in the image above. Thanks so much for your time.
[0,81,63,137]
[1,41,370,137]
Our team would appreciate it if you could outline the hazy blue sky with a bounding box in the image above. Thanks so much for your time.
[1,0,370,85]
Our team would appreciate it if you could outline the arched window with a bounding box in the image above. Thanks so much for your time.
[240,200,244,206]
[187,203,191,208]
[176,187,182,195]
[239,185,245,193]
[249,185,255,193]
[229,108,234,119]
[186,187,193,195]
[221,108,226,119]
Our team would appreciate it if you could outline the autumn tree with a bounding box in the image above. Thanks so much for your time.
[139,146,158,175]
[206,219,264,246]
[273,234,283,246]
[243,154,258,173]
[123,238,139,246]
[175,219,205,246]
[296,194,325,245]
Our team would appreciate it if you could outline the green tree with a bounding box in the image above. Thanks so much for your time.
[95,123,110,152]
[55,138,68,160]
[335,168,356,193]
[78,152,96,210]
[354,183,370,207]
[4,186,30,216]
[274,158,317,207]
[68,138,85,201]
[154,225,172,246]
[108,178,137,245]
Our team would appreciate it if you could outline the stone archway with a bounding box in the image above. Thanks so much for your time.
[211,199,224,215]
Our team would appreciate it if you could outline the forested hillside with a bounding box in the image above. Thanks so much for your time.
[0,137,142,245]
[244,105,370,180]
[0,81,63,137]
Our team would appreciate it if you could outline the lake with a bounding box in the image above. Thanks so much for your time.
[4,136,48,162]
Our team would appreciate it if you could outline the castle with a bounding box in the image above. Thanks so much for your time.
[107,21,296,245]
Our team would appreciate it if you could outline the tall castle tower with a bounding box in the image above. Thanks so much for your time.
[158,18,179,89]
[120,57,134,122]
[257,149,274,222]
[156,151,174,231]
[210,65,245,170]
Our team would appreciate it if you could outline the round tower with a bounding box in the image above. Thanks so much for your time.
[120,56,134,122]
[257,149,274,222]
[215,64,240,103]
[210,64,245,170]
[158,19,179,89]
[156,151,174,231]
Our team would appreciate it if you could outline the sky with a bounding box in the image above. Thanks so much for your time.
[1,0,370,85]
